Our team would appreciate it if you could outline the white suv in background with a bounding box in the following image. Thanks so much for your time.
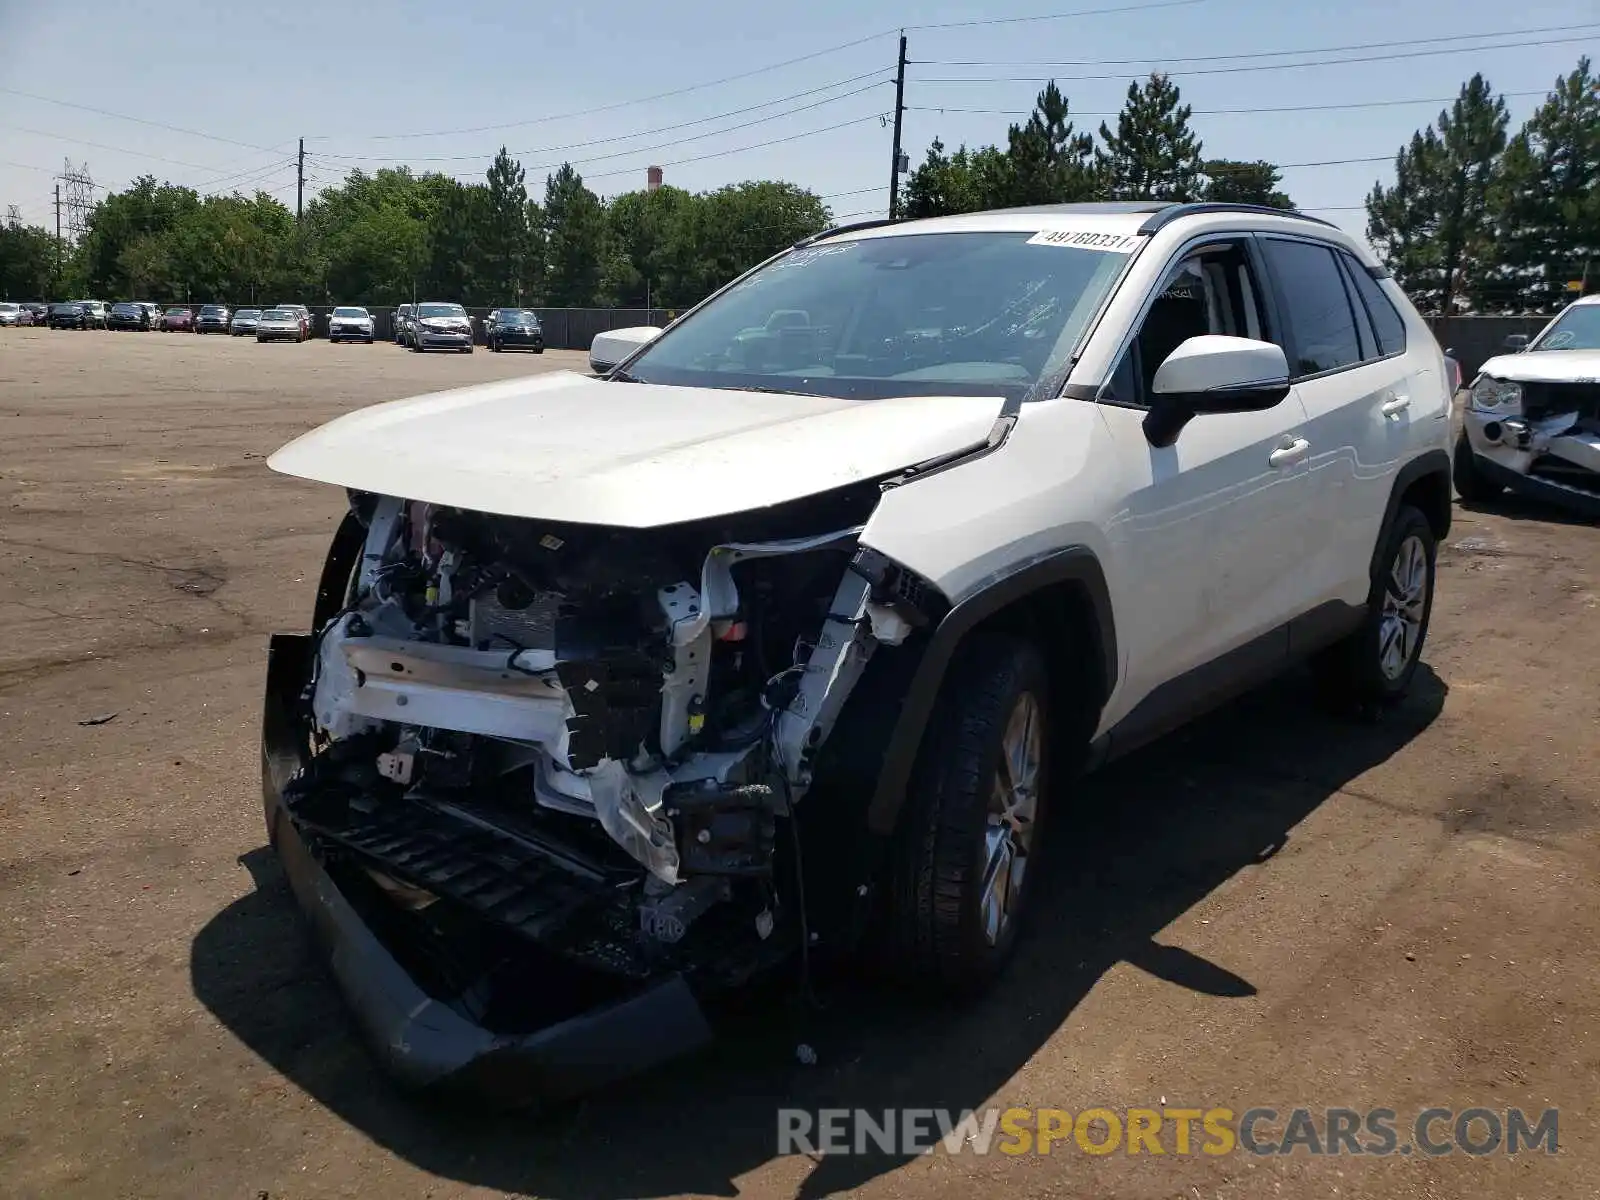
[261,201,1454,1101]
[1454,294,1600,516]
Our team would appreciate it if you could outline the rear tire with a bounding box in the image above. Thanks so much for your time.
[1311,504,1436,711]
[1452,431,1502,503]
[883,633,1053,996]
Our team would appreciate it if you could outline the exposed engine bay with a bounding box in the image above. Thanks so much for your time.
[277,482,935,1002]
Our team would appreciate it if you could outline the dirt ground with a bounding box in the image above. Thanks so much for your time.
[1,327,1597,1200]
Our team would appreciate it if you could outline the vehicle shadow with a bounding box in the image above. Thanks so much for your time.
[191,665,1446,1198]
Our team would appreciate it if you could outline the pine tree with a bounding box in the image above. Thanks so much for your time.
[1201,159,1293,208]
[1481,57,1600,311]
[543,164,605,306]
[1431,74,1509,315]
[1095,73,1203,201]
[1004,82,1096,205]
[484,147,529,303]
[1367,130,1447,310]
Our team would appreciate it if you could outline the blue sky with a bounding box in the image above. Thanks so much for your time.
[1,0,1595,247]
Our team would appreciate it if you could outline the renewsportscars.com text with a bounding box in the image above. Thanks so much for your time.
[777,1106,1559,1157]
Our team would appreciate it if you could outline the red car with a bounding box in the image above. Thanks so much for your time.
[161,307,195,332]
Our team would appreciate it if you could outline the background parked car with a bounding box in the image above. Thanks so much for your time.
[409,300,473,353]
[274,303,311,339]
[327,306,375,343]
[137,302,163,329]
[230,308,262,336]
[195,304,231,334]
[78,300,109,329]
[161,307,195,332]
[393,303,413,346]
[486,308,545,353]
[107,301,151,330]
[21,302,48,326]
[256,308,304,343]
[49,302,88,329]
[0,302,19,326]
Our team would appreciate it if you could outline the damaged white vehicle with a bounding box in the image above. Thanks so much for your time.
[1455,295,1600,516]
[261,201,1453,1105]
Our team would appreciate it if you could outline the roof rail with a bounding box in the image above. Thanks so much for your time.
[796,217,901,247]
[1136,202,1339,235]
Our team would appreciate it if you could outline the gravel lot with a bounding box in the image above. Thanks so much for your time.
[1,327,1597,1200]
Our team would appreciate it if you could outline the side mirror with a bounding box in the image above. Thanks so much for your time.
[1142,335,1292,449]
[590,325,663,374]
[1503,333,1529,351]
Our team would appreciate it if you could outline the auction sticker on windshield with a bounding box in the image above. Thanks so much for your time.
[1028,229,1142,252]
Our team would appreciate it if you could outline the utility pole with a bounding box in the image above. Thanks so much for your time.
[54,183,61,286]
[296,138,305,222]
[887,33,908,220]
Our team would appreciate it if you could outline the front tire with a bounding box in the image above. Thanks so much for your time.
[884,633,1052,995]
[1453,431,1502,503]
[1312,504,1436,710]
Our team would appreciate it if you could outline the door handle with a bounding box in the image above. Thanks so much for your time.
[1268,438,1310,469]
[1380,394,1411,417]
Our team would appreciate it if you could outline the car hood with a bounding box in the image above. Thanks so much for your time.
[268,371,1004,527]
[1477,349,1600,383]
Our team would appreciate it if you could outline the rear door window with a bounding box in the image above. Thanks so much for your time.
[1259,238,1363,378]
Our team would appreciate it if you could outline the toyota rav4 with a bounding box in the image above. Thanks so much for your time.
[261,201,1453,1106]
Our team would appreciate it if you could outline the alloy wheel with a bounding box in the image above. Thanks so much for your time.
[1379,534,1428,681]
[980,691,1042,946]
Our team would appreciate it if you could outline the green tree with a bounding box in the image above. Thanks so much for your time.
[1367,74,1509,314]
[543,164,606,305]
[1367,128,1446,308]
[1480,57,1600,311]
[1003,82,1096,205]
[0,219,59,298]
[1202,159,1293,208]
[901,139,1013,218]
[1095,73,1204,200]
[1431,74,1509,315]
[485,146,531,303]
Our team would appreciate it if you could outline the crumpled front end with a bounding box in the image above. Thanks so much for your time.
[1463,375,1600,516]
[262,481,938,1100]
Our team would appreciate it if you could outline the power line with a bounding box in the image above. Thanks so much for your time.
[0,87,280,153]
[910,20,1600,67]
[311,0,1199,143]
[912,32,1600,84]
[905,0,1201,33]
[0,121,234,172]
[540,112,891,185]
[905,88,1555,117]
[312,73,893,166]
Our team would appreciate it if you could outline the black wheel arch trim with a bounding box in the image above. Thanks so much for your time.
[1369,448,1452,581]
[863,544,1117,836]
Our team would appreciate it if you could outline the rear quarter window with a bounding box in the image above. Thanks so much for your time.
[1334,253,1407,357]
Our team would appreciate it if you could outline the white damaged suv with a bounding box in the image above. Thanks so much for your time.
[261,201,1454,1104]
[1455,294,1600,516]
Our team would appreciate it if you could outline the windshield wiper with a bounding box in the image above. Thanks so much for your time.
[608,368,642,382]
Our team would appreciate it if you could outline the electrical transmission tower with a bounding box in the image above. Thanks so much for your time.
[4,204,20,228]
[58,159,95,243]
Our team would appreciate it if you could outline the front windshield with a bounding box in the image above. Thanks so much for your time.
[201,305,226,314]
[332,307,367,317]
[237,309,261,317]
[1532,304,1600,352]
[620,230,1131,400]
[263,310,291,319]
[165,308,186,316]
[418,303,465,319]
[504,311,535,324]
